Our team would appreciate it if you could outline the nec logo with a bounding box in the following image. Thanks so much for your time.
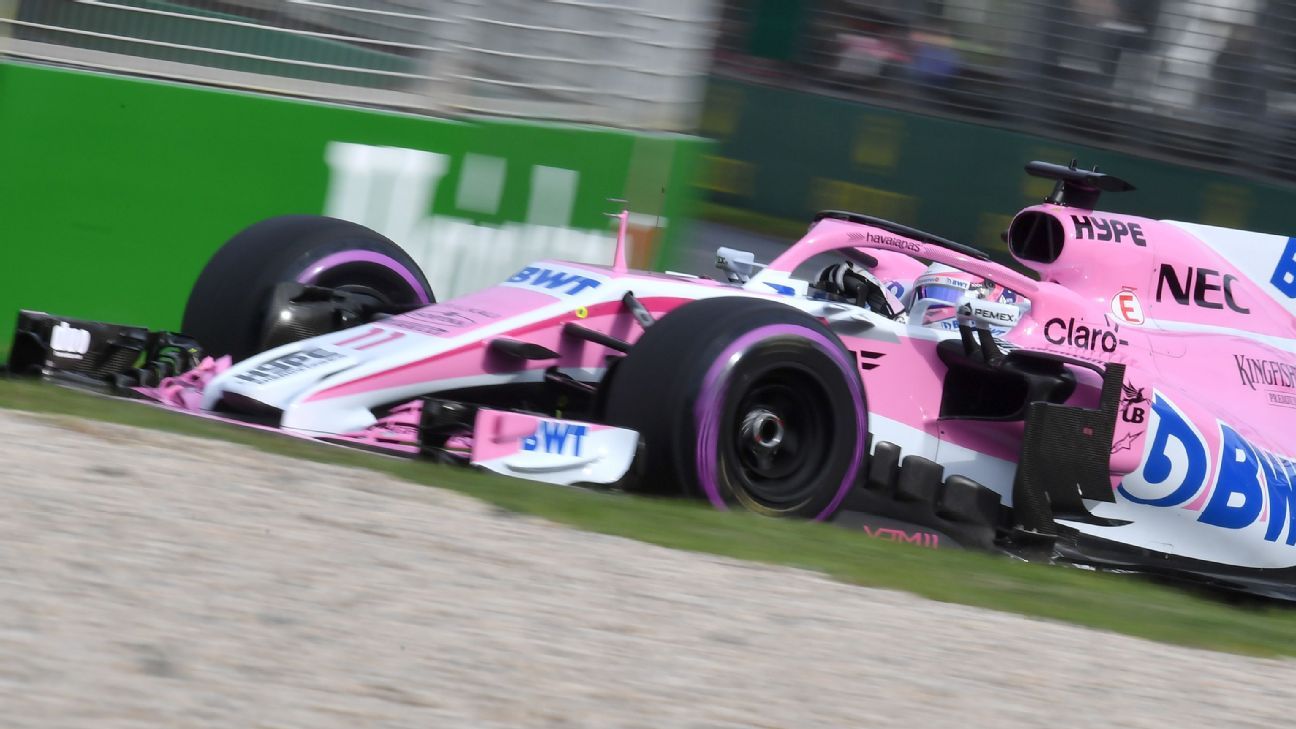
[506,265,603,296]
[521,421,587,456]
[1071,215,1147,246]
[1156,265,1249,314]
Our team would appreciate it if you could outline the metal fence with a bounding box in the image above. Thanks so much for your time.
[714,0,1296,185]
[0,0,721,131]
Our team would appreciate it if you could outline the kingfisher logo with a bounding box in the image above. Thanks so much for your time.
[521,421,587,456]
[1235,355,1296,392]
[1117,393,1296,545]
[50,322,91,359]
[505,265,604,296]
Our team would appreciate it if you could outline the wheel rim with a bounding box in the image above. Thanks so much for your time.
[693,323,868,521]
[725,365,834,510]
[296,250,430,305]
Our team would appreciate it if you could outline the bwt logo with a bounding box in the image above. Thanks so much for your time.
[522,421,588,456]
[506,266,603,296]
[1118,393,1296,545]
[1274,237,1296,299]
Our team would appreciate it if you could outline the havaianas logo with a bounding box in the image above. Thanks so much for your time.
[1118,393,1296,545]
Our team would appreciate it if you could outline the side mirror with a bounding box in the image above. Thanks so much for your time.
[716,247,761,284]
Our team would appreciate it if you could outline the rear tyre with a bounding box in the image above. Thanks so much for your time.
[182,216,434,361]
[603,297,867,520]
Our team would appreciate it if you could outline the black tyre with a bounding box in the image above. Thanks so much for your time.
[182,216,434,361]
[603,297,868,520]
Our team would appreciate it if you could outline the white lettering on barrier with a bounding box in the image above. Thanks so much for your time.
[322,142,653,298]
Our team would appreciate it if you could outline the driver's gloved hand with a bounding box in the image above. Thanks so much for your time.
[815,262,858,299]
[815,262,902,318]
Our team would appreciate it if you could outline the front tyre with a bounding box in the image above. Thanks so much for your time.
[182,216,434,361]
[604,297,867,520]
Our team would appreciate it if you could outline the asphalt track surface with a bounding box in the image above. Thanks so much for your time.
[676,222,793,279]
[4,408,1295,728]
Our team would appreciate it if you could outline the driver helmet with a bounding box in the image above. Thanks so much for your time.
[910,263,1020,330]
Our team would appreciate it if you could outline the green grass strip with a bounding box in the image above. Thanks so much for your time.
[3,377,1295,656]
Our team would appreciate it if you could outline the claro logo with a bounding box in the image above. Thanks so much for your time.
[1043,318,1127,353]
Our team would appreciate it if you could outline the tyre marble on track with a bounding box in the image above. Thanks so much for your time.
[0,409,1290,728]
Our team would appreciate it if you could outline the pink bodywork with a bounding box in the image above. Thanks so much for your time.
[143,199,1295,565]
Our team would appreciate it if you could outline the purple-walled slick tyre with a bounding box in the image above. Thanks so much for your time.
[604,297,867,520]
[182,216,434,361]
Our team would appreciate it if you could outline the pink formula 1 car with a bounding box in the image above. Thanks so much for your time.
[9,162,1296,598]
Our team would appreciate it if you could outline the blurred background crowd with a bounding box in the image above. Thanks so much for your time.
[716,0,1295,183]
[2,0,1294,238]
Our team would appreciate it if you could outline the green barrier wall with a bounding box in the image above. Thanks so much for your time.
[0,62,705,351]
[701,76,1296,260]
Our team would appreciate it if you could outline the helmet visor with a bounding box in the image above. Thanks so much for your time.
[912,282,967,304]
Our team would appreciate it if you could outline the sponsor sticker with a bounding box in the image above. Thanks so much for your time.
[50,322,90,359]
[1273,237,1296,298]
[851,230,921,253]
[234,348,344,386]
[503,264,606,297]
[862,525,940,548]
[521,421,587,456]
[1070,215,1147,246]
[1118,392,1296,545]
[387,303,500,337]
[1234,354,1296,409]
[1110,288,1145,325]
[1155,265,1250,314]
[1042,317,1128,353]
